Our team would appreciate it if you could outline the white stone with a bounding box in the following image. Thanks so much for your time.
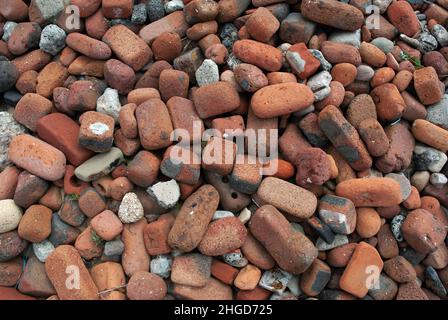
[287,275,303,297]
[238,208,251,224]
[150,255,173,278]
[413,144,447,173]
[146,179,180,209]
[0,199,23,233]
[164,0,184,13]
[385,173,412,201]
[0,111,26,170]
[307,71,332,101]
[259,268,292,294]
[328,29,361,48]
[430,173,447,188]
[316,234,349,251]
[196,59,220,87]
[212,210,234,220]
[39,24,66,55]
[33,240,55,262]
[118,192,144,223]
[372,0,393,13]
[97,88,121,121]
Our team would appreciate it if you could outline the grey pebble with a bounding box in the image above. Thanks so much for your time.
[151,255,173,278]
[328,29,361,48]
[74,147,124,182]
[316,234,348,251]
[104,240,124,256]
[147,0,165,22]
[426,94,448,130]
[97,88,121,121]
[222,251,248,268]
[2,21,18,42]
[371,37,394,54]
[33,240,55,263]
[309,49,332,71]
[131,3,147,24]
[0,111,26,170]
[165,0,184,13]
[39,24,66,55]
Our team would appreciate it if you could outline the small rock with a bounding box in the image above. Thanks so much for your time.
[413,144,447,173]
[165,0,184,13]
[391,214,406,242]
[104,240,124,257]
[131,3,147,24]
[146,179,180,209]
[309,49,332,71]
[147,0,165,23]
[411,171,431,192]
[118,192,144,224]
[425,266,447,298]
[371,37,394,53]
[426,95,448,130]
[417,33,438,53]
[356,65,375,81]
[259,268,292,294]
[431,24,448,47]
[212,210,234,220]
[39,24,66,55]
[385,173,412,201]
[222,250,248,268]
[2,22,18,42]
[0,199,23,234]
[316,234,349,251]
[74,147,124,182]
[150,255,173,279]
[33,240,55,262]
[238,208,252,224]
[328,29,361,48]
[0,61,19,94]
[307,71,332,101]
[430,173,447,188]
[96,88,121,121]
[195,59,220,87]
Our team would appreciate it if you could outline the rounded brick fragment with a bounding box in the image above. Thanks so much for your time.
[168,185,220,252]
[336,178,403,207]
[193,81,240,119]
[251,83,314,119]
[45,245,98,300]
[249,205,318,275]
[8,134,66,181]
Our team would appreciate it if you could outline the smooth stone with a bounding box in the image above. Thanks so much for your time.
[212,210,234,220]
[118,192,144,224]
[385,173,412,201]
[104,240,124,256]
[195,59,219,87]
[426,95,448,130]
[259,268,292,294]
[430,173,447,187]
[150,254,173,278]
[146,179,180,209]
[32,240,55,263]
[316,234,349,251]
[309,49,332,71]
[307,71,332,101]
[328,29,361,48]
[97,88,121,121]
[413,144,447,173]
[371,37,394,54]
[0,199,23,233]
[222,251,248,268]
[74,147,124,182]
[356,65,375,81]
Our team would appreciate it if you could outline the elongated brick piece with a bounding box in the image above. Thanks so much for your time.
[251,83,314,118]
[168,185,220,252]
[301,0,364,32]
[250,205,318,275]
[411,119,448,152]
[318,105,372,171]
[45,245,98,300]
[8,134,66,181]
[102,25,152,71]
[233,39,283,72]
[255,177,317,219]
[335,178,403,207]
